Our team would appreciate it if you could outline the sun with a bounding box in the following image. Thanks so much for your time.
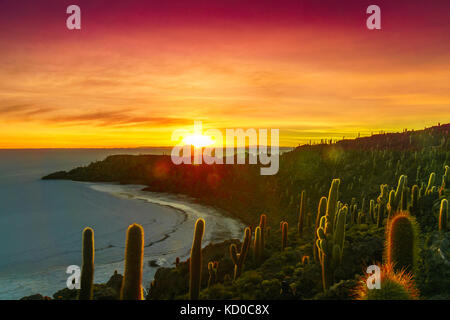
[182,134,214,148]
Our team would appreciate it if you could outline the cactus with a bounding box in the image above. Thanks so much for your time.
[120,224,144,300]
[401,186,409,211]
[254,226,262,262]
[443,165,449,189]
[298,190,306,235]
[207,261,219,287]
[377,184,389,227]
[392,175,407,212]
[259,214,266,251]
[387,190,395,220]
[326,179,340,230]
[357,211,364,224]
[316,179,347,291]
[386,212,419,274]
[425,172,436,196]
[78,227,94,300]
[314,197,327,262]
[302,255,310,265]
[281,222,288,251]
[368,199,375,224]
[410,185,419,213]
[189,218,205,300]
[439,199,448,232]
[354,263,419,300]
[230,227,251,280]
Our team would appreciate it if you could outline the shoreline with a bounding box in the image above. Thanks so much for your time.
[2,180,245,300]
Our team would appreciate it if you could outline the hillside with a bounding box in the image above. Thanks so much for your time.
[42,124,450,300]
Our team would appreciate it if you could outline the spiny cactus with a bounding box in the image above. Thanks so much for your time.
[385,212,419,274]
[298,190,306,235]
[120,224,144,300]
[314,197,327,263]
[354,263,419,300]
[189,218,205,300]
[230,227,251,280]
[281,221,288,251]
[439,199,448,232]
[316,179,347,292]
[78,227,94,300]
[254,226,262,262]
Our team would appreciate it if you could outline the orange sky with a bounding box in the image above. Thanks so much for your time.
[0,0,449,148]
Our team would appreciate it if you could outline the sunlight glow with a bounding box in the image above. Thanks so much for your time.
[182,134,214,148]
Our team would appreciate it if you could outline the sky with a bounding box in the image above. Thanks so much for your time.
[0,0,449,148]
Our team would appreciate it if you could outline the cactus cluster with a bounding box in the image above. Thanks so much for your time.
[315,179,347,291]
[313,197,327,262]
[230,227,251,280]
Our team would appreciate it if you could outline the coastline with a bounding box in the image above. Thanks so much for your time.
[1,180,245,300]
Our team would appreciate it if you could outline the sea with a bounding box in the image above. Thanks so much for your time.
[0,148,246,299]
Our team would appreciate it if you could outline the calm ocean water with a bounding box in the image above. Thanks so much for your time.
[0,149,244,299]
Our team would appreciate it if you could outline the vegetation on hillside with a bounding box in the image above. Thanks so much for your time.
[42,124,450,300]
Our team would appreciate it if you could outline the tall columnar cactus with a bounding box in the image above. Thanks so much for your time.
[78,227,94,300]
[229,227,251,280]
[120,224,144,300]
[387,190,395,220]
[254,226,262,262]
[368,199,375,224]
[189,218,205,300]
[326,179,340,231]
[298,190,306,235]
[410,185,419,213]
[386,212,418,274]
[443,165,449,189]
[401,186,409,211]
[392,175,407,212]
[425,172,436,196]
[439,199,448,232]
[259,214,266,250]
[281,221,288,251]
[316,179,347,291]
[314,197,327,262]
[316,204,347,292]
[377,184,389,227]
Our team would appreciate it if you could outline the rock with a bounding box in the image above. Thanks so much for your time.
[149,260,159,267]
[20,294,45,300]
